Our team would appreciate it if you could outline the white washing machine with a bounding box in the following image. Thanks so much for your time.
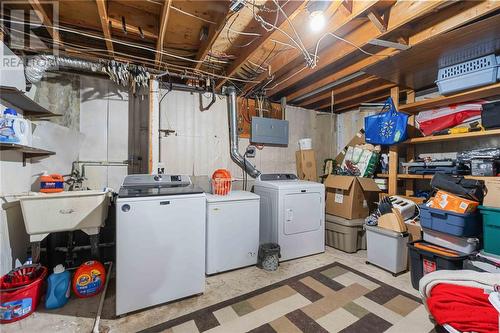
[205,191,260,275]
[253,174,325,261]
[115,174,206,315]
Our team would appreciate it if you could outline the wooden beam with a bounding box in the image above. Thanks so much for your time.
[367,9,387,33]
[342,0,353,13]
[297,76,377,107]
[29,0,61,45]
[155,0,173,68]
[388,86,400,195]
[215,0,304,90]
[95,0,114,57]
[404,89,416,196]
[267,0,444,97]
[194,8,231,71]
[108,17,158,39]
[241,0,396,96]
[284,0,500,102]
[314,82,396,110]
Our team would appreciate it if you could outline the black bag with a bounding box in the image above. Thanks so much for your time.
[482,101,500,129]
[430,173,484,202]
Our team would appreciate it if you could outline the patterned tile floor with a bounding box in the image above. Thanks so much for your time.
[139,263,432,333]
[2,247,435,332]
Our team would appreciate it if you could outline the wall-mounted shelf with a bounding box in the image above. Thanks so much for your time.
[0,142,55,166]
[0,86,57,118]
[399,83,500,114]
[377,173,498,182]
[403,129,500,144]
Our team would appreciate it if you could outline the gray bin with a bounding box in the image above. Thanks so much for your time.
[325,214,366,253]
[365,225,409,276]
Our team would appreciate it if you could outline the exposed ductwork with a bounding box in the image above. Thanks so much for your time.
[226,86,261,178]
[25,55,100,83]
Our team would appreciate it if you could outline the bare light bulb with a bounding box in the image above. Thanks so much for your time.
[309,11,325,32]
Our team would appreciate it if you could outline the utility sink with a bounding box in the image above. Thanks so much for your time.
[19,190,111,242]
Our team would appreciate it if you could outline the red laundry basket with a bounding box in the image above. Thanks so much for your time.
[211,169,232,195]
[0,265,48,324]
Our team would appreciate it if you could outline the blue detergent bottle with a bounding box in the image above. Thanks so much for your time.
[45,264,71,309]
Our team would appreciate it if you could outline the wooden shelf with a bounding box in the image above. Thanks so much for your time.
[404,129,500,144]
[377,173,497,182]
[0,86,57,118]
[1,143,55,166]
[399,83,500,114]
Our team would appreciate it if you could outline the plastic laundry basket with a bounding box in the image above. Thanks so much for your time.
[479,206,500,256]
[365,225,409,276]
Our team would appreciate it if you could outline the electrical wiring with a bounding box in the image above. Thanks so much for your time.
[170,6,216,25]
[312,32,391,68]
[226,27,262,37]
[4,21,262,84]
[226,12,260,48]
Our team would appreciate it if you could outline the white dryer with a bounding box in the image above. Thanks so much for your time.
[253,174,325,261]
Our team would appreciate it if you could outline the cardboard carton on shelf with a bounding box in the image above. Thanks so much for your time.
[296,149,318,182]
[324,175,380,220]
[483,178,500,208]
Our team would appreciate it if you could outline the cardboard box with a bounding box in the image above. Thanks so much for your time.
[324,175,380,219]
[296,149,317,181]
[484,179,500,208]
[334,129,365,165]
[428,190,479,214]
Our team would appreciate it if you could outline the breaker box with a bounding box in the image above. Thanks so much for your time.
[251,116,289,145]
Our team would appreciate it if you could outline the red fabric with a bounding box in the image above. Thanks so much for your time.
[427,283,499,333]
[418,110,481,136]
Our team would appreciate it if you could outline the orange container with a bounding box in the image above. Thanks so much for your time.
[72,261,106,298]
[428,190,479,214]
[211,169,232,195]
[40,174,64,193]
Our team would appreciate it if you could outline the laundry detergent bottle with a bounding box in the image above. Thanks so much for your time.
[45,264,71,309]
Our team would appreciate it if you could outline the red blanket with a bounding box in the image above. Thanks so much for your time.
[427,283,499,333]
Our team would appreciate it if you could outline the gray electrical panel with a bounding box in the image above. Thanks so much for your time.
[251,117,289,145]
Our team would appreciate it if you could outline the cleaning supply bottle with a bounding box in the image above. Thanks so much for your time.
[45,264,71,309]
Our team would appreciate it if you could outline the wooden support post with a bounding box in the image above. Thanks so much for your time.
[388,86,400,195]
[404,90,416,196]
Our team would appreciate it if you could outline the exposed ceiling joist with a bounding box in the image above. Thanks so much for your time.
[342,0,353,14]
[194,8,231,71]
[108,17,157,39]
[285,0,500,104]
[367,9,387,33]
[298,76,378,107]
[215,0,305,90]
[155,0,173,68]
[267,0,445,97]
[28,0,61,45]
[95,0,114,57]
[315,81,396,110]
[367,38,411,50]
[241,0,394,95]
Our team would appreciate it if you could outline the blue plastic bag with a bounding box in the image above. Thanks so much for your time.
[364,97,409,145]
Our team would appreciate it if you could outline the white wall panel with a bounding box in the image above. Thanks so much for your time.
[159,91,335,179]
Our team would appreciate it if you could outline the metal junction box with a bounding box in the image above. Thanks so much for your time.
[251,116,289,145]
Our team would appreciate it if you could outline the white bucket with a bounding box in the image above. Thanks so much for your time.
[298,138,312,150]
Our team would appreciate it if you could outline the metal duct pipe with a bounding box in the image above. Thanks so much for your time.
[25,55,100,83]
[227,86,261,178]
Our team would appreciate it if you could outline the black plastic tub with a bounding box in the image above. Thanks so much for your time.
[408,240,469,290]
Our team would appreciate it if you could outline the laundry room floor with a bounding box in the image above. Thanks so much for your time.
[4,248,434,333]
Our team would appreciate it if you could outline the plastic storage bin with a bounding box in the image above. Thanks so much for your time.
[423,228,480,255]
[365,225,409,276]
[419,205,482,237]
[479,206,500,256]
[408,240,469,290]
[436,54,498,95]
[325,214,366,253]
